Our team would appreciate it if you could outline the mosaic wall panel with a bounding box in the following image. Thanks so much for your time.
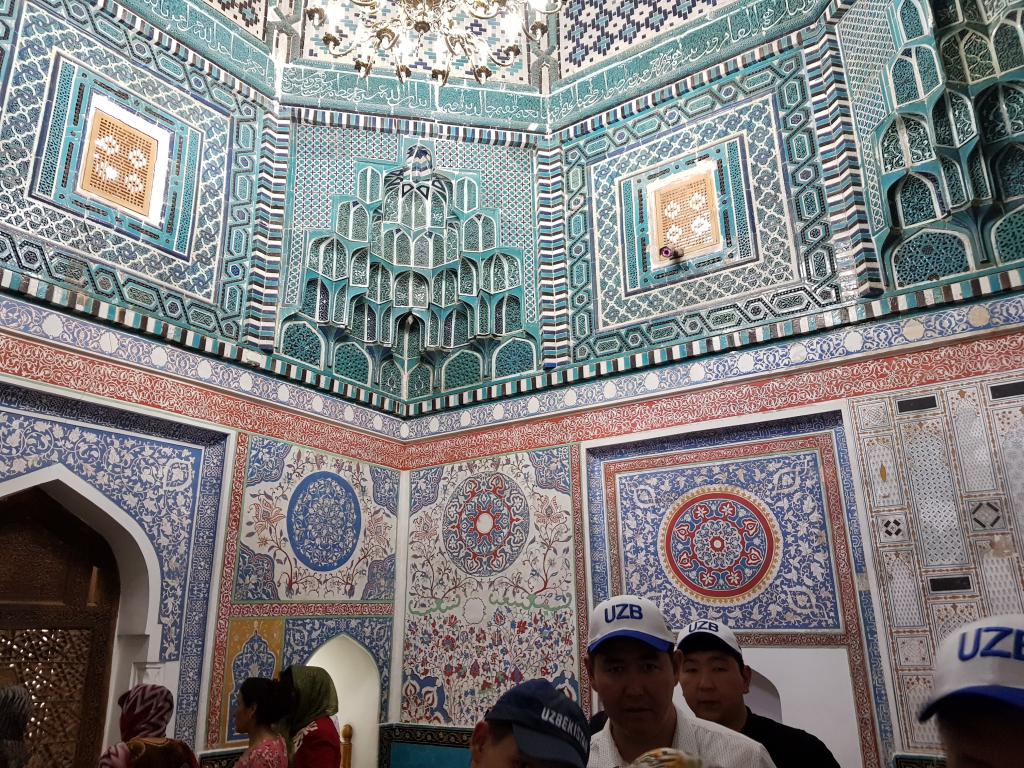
[853,374,1024,753]
[234,436,399,603]
[0,0,263,341]
[837,0,898,236]
[603,437,842,629]
[207,433,398,749]
[564,52,849,361]
[585,413,889,766]
[839,0,1024,294]
[33,55,202,260]
[402,446,585,726]
[283,126,542,401]
[0,381,226,746]
[287,128,538,317]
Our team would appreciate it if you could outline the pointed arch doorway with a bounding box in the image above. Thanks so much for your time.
[0,488,121,768]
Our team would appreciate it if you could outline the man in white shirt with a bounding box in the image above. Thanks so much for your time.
[585,595,775,768]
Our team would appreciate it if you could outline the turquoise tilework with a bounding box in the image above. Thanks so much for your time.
[0,0,264,339]
[558,0,734,78]
[31,55,202,261]
[566,54,843,361]
[618,137,757,295]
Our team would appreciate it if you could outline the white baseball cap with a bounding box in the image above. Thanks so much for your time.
[676,618,744,664]
[919,613,1024,721]
[588,595,676,654]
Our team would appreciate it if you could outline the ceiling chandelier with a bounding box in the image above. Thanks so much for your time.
[305,0,562,85]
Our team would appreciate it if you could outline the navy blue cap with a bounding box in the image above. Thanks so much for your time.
[485,679,590,768]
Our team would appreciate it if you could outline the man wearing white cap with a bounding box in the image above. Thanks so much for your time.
[918,613,1024,768]
[676,618,838,768]
[585,595,774,768]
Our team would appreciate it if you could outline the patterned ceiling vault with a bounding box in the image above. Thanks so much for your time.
[0,0,1022,412]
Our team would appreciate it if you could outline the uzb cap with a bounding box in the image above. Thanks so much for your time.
[676,618,744,666]
[919,613,1024,721]
[588,595,676,654]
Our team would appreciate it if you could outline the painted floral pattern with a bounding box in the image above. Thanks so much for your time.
[237,439,397,601]
[403,448,579,725]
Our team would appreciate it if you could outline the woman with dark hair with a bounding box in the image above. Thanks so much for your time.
[277,666,340,768]
[234,678,287,768]
[97,683,198,768]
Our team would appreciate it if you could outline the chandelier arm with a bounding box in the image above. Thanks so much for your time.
[321,0,567,85]
[488,43,521,68]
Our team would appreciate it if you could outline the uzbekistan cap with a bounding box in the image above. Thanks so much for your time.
[588,595,676,654]
[676,617,744,666]
[918,612,1024,721]
[485,679,590,768]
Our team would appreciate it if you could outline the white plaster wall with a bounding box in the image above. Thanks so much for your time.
[673,647,862,768]
[308,635,381,768]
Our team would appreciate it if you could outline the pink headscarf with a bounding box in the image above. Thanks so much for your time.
[117,685,174,741]
[98,685,196,768]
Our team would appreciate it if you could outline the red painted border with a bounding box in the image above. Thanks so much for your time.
[403,331,1024,467]
[206,431,249,748]
[2,329,1023,470]
[0,332,403,466]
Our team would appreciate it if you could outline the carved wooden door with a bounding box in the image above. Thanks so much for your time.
[0,488,120,768]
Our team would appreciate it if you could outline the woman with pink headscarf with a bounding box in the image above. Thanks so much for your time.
[98,684,197,768]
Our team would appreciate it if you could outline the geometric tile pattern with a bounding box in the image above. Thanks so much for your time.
[898,417,968,566]
[589,100,784,329]
[287,124,540,331]
[557,0,740,78]
[0,0,263,342]
[201,0,267,39]
[853,376,1024,751]
[647,163,721,266]
[564,54,845,362]
[33,56,201,260]
[837,0,899,235]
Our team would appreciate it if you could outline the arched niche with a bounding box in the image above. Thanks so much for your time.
[0,467,165,748]
[306,633,382,768]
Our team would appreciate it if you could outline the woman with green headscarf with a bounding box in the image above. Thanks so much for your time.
[278,666,341,768]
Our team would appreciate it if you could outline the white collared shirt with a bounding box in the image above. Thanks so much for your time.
[587,704,777,768]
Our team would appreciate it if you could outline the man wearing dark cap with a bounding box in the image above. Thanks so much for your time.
[918,613,1024,768]
[470,678,591,768]
[586,596,773,767]
[676,618,839,768]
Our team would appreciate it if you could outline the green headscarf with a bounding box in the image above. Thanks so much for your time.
[281,665,339,759]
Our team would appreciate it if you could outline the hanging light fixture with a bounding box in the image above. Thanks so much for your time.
[305,0,562,85]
